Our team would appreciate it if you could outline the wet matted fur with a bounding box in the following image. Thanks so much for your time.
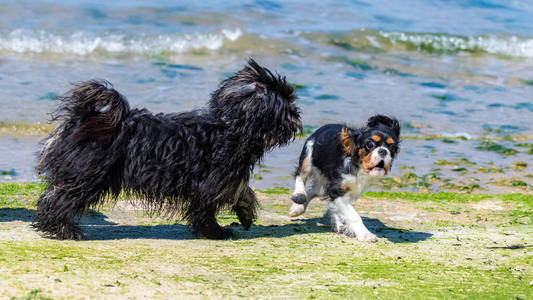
[33,59,302,240]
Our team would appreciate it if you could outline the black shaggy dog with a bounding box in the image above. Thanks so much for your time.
[33,59,302,240]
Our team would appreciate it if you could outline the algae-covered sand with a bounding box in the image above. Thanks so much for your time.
[1,183,532,299]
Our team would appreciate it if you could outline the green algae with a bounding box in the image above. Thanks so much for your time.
[512,161,528,170]
[327,56,374,71]
[515,143,533,155]
[298,124,317,137]
[259,186,291,195]
[0,122,54,136]
[0,183,532,298]
[314,94,340,100]
[476,141,519,156]
[289,83,308,90]
[11,289,52,300]
[0,183,45,208]
[364,192,533,206]
[520,79,533,86]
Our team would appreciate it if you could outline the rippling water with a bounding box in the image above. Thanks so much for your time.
[1,0,532,191]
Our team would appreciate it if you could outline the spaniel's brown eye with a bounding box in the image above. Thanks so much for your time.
[365,141,375,150]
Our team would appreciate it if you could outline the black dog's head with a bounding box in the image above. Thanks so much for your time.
[209,59,302,149]
[341,115,400,176]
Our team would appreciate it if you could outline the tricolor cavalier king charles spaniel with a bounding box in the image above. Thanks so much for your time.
[289,116,400,242]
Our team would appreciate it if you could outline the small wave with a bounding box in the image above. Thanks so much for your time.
[0,28,242,55]
[380,31,533,58]
[305,30,533,59]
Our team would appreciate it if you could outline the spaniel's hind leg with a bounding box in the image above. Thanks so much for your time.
[289,140,315,217]
[330,195,377,243]
[232,186,258,230]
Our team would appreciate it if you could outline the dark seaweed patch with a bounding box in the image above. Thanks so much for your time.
[344,59,372,70]
[520,79,533,86]
[314,94,339,101]
[513,102,533,112]
[160,69,186,78]
[329,39,354,50]
[166,64,203,71]
[289,83,307,90]
[86,8,107,19]
[476,141,518,156]
[0,169,16,176]
[431,94,468,102]
[441,138,457,144]
[136,78,156,84]
[487,103,505,108]
[420,82,446,89]
[328,56,373,71]
[345,72,365,79]
[383,68,413,77]
[252,0,282,10]
[510,179,528,187]
[515,143,533,155]
[38,92,58,101]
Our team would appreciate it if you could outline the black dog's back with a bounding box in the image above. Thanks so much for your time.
[121,109,226,209]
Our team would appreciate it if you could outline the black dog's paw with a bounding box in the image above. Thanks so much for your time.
[44,224,84,240]
[33,220,84,240]
[291,193,307,204]
[194,225,233,240]
[58,224,84,240]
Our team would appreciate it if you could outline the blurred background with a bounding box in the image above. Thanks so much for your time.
[1,0,532,192]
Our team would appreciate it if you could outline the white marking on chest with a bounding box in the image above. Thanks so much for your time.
[341,169,374,196]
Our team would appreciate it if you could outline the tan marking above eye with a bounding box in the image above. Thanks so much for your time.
[371,135,381,142]
[386,138,395,144]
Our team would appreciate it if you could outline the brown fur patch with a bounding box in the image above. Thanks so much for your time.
[301,157,309,173]
[386,137,395,144]
[340,183,351,192]
[371,135,381,142]
[339,128,355,156]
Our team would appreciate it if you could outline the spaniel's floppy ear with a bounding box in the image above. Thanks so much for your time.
[339,127,357,156]
[367,115,400,138]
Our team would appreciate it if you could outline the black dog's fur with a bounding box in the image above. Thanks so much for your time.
[33,59,302,240]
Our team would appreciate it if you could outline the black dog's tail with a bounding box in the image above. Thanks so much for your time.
[39,80,130,171]
[54,80,130,143]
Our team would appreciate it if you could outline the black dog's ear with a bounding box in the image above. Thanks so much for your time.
[367,115,400,138]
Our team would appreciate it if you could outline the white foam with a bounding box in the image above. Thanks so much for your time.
[441,132,474,139]
[380,31,533,58]
[0,28,243,55]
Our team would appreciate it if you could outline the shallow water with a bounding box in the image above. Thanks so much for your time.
[1,0,532,192]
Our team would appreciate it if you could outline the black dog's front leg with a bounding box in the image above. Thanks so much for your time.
[190,204,233,240]
[232,186,258,230]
